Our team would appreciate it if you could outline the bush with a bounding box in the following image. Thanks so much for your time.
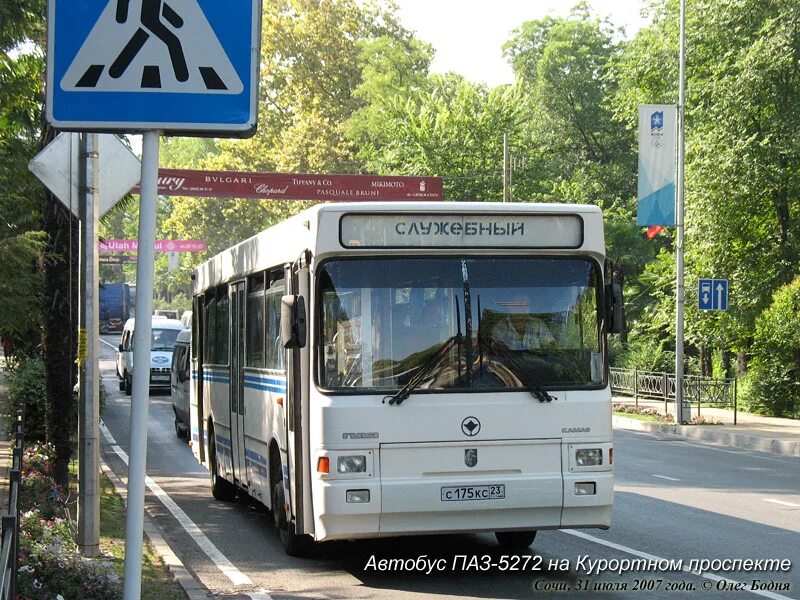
[6,356,48,441]
[16,441,122,600]
[20,444,66,521]
[613,402,674,423]
[613,337,674,372]
[741,277,800,418]
[18,511,121,600]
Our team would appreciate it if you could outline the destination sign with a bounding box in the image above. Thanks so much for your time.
[339,214,583,248]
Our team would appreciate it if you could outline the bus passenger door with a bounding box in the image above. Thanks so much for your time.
[231,282,247,486]
[285,257,313,536]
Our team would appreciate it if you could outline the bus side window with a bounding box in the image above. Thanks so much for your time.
[204,295,216,364]
[215,287,229,365]
[265,276,285,371]
[246,273,266,368]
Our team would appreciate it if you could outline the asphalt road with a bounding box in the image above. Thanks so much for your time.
[97,335,800,600]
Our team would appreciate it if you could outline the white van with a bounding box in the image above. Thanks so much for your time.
[116,317,185,395]
[170,329,191,439]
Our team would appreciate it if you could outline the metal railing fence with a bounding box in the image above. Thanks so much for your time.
[0,409,23,599]
[610,367,737,424]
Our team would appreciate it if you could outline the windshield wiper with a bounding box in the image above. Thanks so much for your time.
[386,334,461,406]
[478,335,554,403]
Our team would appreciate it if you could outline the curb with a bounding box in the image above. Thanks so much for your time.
[613,416,800,457]
[99,457,211,600]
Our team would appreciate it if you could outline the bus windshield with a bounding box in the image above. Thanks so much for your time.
[318,257,604,392]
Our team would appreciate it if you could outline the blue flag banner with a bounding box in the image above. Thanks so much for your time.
[637,105,676,226]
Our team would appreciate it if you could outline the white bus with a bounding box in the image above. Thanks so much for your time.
[190,202,623,555]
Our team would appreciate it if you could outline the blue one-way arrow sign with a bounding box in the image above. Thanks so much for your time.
[698,278,729,311]
[46,0,260,134]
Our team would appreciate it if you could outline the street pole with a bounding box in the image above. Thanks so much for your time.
[675,0,687,423]
[77,132,100,557]
[122,130,160,600]
[503,133,510,202]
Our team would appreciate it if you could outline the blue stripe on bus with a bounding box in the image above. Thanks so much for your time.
[246,459,268,478]
[215,434,232,448]
[243,381,286,393]
[244,373,286,385]
[245,448,267,466]
[243,374,287,393]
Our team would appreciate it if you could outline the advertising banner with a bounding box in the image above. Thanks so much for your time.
[133,169,443,201]
[98,240,207,252]
[637,105,676,226]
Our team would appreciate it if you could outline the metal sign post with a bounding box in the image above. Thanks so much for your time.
[675,0,687,424]
[123,131,160,599]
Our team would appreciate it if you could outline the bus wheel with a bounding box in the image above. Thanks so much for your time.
[209,432,236,501]
[495,530,537,550]
[118,378,125,392]
[271,480,312,557]
[124,374,132,396]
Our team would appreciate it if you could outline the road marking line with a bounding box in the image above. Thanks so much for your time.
[762,498,800,508]
[651,474,681,481]
[100,337,118,351]
[99,421,252,587]
[563,529,795,600]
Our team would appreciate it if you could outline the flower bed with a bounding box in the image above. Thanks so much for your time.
[17,443,122,600]
[613,403,675,423]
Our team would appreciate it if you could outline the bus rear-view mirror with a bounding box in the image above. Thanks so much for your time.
[605,283,624,335]
[281,295,307,349]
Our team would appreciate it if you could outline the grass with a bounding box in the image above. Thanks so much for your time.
[66,461,187,600]
[98,471,188,600]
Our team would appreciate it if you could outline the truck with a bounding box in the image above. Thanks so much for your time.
[99,283,131,333]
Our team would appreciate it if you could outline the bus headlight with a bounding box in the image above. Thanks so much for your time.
[337,455,367,474]
[575,448,603,466]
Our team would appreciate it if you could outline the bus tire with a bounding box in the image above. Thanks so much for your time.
[272,480,313,557]
[124,374,132,396]
[495,530,536,549]
[118,378,125,392]
[209,431,237,501]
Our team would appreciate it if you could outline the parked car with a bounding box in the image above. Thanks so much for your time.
[116,317,184,395]
[170,329,191,439]
[153,309,179,320]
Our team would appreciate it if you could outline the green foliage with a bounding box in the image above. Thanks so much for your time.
[7,356,47,440]
[354,73,529,200]
[504,4,635,210]
[614,337,674,372]
[18,510,122,600]
[741,277,800,417]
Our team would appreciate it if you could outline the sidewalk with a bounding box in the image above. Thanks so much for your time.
[613,394,800,457]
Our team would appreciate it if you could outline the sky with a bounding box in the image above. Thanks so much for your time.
[393,0,651,87]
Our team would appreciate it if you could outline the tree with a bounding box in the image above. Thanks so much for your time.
[612,0,800,385]
[504,3,636,211]
[2,0,79,483]
[354,73,531,201]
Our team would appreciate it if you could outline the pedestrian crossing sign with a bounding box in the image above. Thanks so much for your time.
[46,0,260,135]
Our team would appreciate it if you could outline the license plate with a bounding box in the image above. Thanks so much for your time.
[441,485,505,502]
[151,375,170,382]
